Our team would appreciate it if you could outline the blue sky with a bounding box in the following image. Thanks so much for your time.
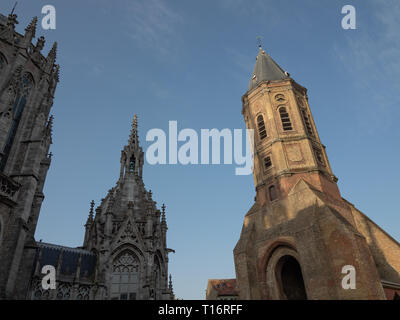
[1,0,400,299]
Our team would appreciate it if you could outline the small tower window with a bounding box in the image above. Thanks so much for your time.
[129,156,136,172]
[269,185,277,201]
[301,108,314,137]
[279,107,293,131]
[264,156,272,170]
[257,115,267,140]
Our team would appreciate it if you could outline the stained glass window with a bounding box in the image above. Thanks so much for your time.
[0,73,34,171]
[111,251,139,300]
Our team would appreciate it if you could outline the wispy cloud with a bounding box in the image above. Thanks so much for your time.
[123,0,184,56]
[224,47,254,84]
[218,0,278,19]
[333,0,400,132]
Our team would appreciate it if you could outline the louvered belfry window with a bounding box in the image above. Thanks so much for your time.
[257,115,267,140]
[279,107,293,131]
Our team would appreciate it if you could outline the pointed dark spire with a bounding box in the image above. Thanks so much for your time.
[86,200,95,226]
[248,47,289,92]
[45,42,57,72]
[25,16,37,38]
[10,2,18,15]
[161,204,166,224]
[48,41,57,60]
[169,274,173,293]
[129,114,139,147]
[90,200,95,214]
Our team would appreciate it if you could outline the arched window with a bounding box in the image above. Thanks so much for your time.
[269,185,277,201]
[0,72,34,171]
[279,107,293,131]
[111,251,140,300]
[257,115,267,140]
[264,156,272,170]
[300,108,314,136]
[129,155,136,172]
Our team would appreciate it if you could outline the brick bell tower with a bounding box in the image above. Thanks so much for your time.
[233,46,387,300]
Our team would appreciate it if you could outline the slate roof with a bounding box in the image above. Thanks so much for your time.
[35,242,96,278]
[248,47,289,92]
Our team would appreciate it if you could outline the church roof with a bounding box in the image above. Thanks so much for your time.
[35,242,97,278]
[248,47,289,92]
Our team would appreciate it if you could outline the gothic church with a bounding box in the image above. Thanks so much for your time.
[0,13,174,300]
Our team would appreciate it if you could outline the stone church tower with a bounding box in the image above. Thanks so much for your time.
[0,13,58,299]
[233,47,400,299]
[79,115,174,300]
[26,115,174,300]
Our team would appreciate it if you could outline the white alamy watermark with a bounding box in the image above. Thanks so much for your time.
[341,265,356,290]
[41,265,56,290]
[145,121,254,176]
[341,5,356,30]
[41,5,56,30]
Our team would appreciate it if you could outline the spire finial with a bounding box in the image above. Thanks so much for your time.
[256,36,263,49]
[169,274,173,292]
[129,114,139,146]
[161,204,166,223]
[86,200,95,225]
[48,42,57,61]
[10,2,18,15]
[90,200,95,214]
[25,16,37,38]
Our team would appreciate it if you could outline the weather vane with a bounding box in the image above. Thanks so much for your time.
[256,36,263,49]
